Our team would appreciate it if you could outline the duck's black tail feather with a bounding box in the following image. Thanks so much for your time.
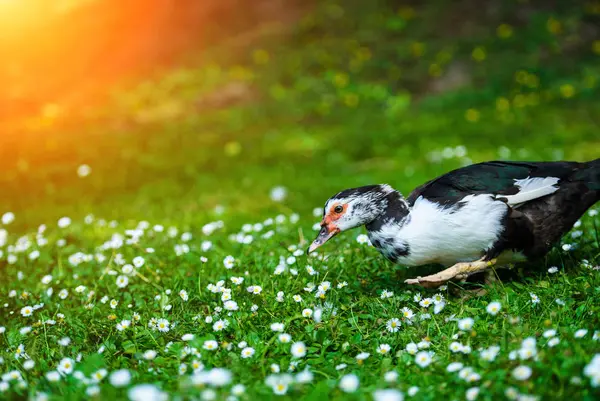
[583,158,600,192]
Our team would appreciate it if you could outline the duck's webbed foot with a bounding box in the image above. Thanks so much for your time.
[404,258,497,288]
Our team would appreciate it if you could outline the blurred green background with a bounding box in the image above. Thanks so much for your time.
[1,0,599,228]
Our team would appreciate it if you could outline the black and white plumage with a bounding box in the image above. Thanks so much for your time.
[308,159,600,287]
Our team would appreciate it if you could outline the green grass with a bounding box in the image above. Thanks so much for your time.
[1,0,600,399]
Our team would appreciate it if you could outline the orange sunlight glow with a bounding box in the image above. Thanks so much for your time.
[0,0,208,126]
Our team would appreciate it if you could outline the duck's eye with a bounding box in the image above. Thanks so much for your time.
[334,205,344,214]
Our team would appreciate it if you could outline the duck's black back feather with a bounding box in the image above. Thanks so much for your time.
[407,160,589,206]
[463,159,600,260]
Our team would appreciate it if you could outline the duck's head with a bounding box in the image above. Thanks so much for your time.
[307,184,395,254]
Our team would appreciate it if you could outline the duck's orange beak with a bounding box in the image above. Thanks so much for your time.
[307,221,340,254]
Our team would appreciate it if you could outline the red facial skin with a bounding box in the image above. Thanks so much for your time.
[321,203,348,233]
[307,202,348,254]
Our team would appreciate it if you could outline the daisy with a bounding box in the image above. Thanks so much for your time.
[465,387,479,401]
[58,358,75,375]
[405,343,418,355]
[356,352,370,361]
[14,344,27,359]
[191,360,204,372]
[459,367,474,380]
[401,307,414,321]
[224,300,238,311]
[480,345,500,362]
[270,323,285,332]
[575,329,588,338]
[386,318,401,333]
[373,389,403,401]
[128,384,167,401]
[415,351,433,368]
[92,369,108,383]
[221,291,232,301]
[270,186,287,202]
[384,371,398,382]
[222,255,235,269]
[291,342,306,358]
[109,369,131,387]
[46,371,61,382]
[447,362,464,372]
[486,301,501,315]
[143,350,157,360]
[356,234,369,244]
[213,320,227,331]
[278,334,292,343]
[306,265,317,275]
[20,306,33,317]
[530,293,540,304]
[116,275,129,288]
[178,363,188,375]
[583,354,600,387]
[518,347,537,360]
[116,320,131,331]
[505,387,519,400]
[458,318,474,331]
[296,368,313,384]
[266,374,293,395]
[339,374,359,393]
[449,342,463,353]
[203,340,218,351]
[432,293,445,304]
[419,298,433,308]
[512,365,532,381]
[377,344,391,354]
[380,290,394,299]
[57,217,71,228]
[302,308,313,318]
[156,318,170,333]
[250,286,262,295]
[543,329,557,338]
[241,347,255,359]
[179,290,189,301]
[231,384,246,396]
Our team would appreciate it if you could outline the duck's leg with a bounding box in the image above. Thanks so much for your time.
[404,258,497,288]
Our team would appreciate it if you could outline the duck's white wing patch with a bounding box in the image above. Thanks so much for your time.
[498,176,560,207]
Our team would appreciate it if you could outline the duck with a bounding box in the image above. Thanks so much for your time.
[307,159,600,287]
